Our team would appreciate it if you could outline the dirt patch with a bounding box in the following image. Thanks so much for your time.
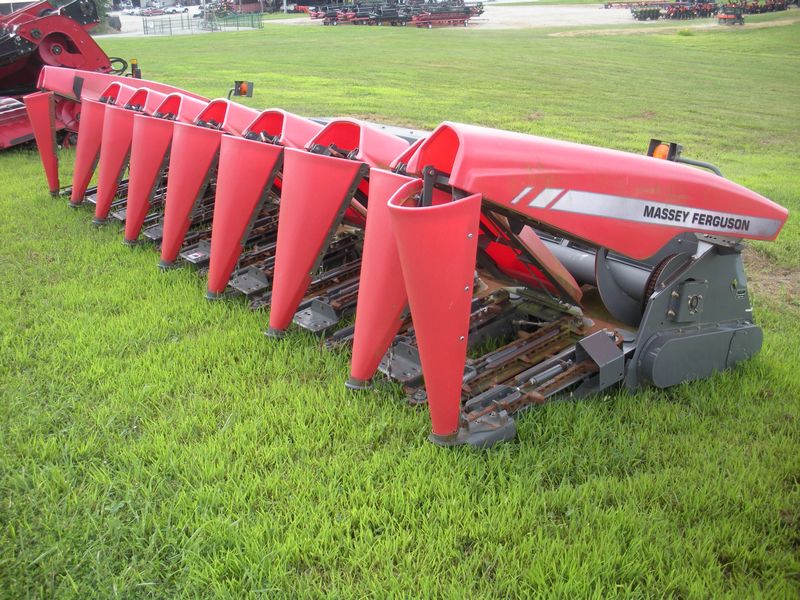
[744,246,800,302]
[551,23,712,37]
[526,111,545,121]
[549,15,800,37]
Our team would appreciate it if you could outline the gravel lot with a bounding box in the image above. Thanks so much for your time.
[472,2,636,29]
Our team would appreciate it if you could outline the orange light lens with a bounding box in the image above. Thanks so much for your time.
[653,143,670,160]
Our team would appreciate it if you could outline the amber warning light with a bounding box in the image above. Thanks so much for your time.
[229,80,254,99]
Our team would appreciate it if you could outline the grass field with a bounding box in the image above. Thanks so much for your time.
[1,18,799,598]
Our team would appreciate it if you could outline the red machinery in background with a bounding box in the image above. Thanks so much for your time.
[0,0,123,151]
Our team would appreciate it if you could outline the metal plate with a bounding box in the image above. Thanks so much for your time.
[378,340,423,385]
[230,266,270,296]
[293,299,340,334]
[180,239,212,267]
[143,223,164,243]
[110,207,127,222]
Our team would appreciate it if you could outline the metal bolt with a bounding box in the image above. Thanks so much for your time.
[667,309,676,317]
[671,291,679,298]
[464,286,470,292]
[459,336,465,341]
[467,233,473,239]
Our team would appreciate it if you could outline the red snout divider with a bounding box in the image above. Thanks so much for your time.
[158,123,222,267]
[206,136,283,297]
[23,91,59,195]
[388,193,482,439]
[347,171,421,389]
[124,115,174,243]
[93,105,136,222]
[69,99,106,204]
[267,148,365,334]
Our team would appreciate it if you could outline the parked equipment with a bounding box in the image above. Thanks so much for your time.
[619,0,787,20]
[0,0,121,151]
[718,3,745,22]
[411,4,473,28]
[631,1,718,20]
[24,67,788,448]
[314,1,483,27]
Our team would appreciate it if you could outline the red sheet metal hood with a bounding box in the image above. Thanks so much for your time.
[37,66,207,103]
[406,122,788,260]
[243,109,323,149]
[193,98,258,136]
[305,118,410,168]
[152,92,208,123]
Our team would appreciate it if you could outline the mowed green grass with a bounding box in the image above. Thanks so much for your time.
[1,21,799,598]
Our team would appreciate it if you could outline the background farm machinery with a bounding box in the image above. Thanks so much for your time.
[0,0,128,150]
[735,0,791,12]
[717,3,745,22]
[309,0,484,27]
[630,2,717,20]
[612,0,789,21]
[22,66,788,447]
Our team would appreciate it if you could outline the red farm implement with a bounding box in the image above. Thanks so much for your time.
[741,0,789,12]
[411,5,472,28]
[317,1,483,27]
[24,67,789,448]
[622,0,788,20]
[0,0,124,152]
[630,1,718,20]
[718,3,745,21]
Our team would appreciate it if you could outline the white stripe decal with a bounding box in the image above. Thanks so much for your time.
[509,186,533,205]
[528,188,563,209]
[550,190,782,238]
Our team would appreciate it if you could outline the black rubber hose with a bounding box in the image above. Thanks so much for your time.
[108,57,128,76]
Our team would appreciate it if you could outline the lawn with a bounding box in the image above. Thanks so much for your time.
[1,19,799,598]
